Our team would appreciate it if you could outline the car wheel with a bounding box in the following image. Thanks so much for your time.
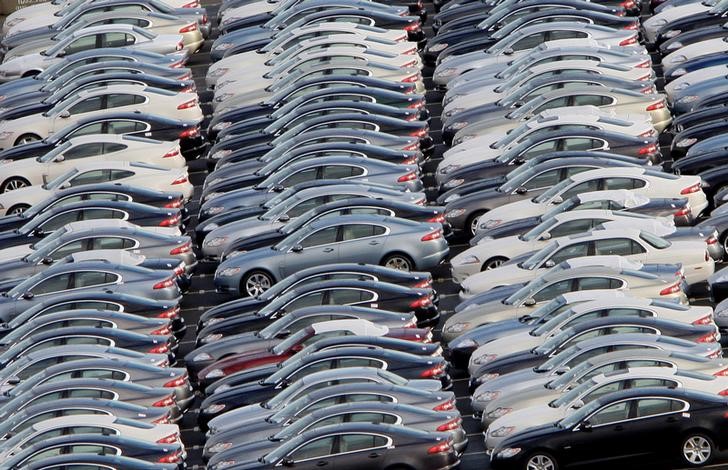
[467,210,486,238]
[482,256,508,271]
[382,253,414,271]
[0,177,30,193]
[241,270,273,298]
[14,134,40,145]
[7,204,30,215]
[681,433,714,466]
[721,231,728,258]
[524,452,558,470]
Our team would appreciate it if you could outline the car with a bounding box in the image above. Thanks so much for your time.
[0,162,193,216]
[446,260,687,339]
[204,401,463,462]
[489,387,728,470]
[16,454,179,470]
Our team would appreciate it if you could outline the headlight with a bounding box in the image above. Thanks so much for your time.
[496,448,522,459]
[445,321,470,333]
[437,67,458,77]
[204,192,223,202]
[205,236,228,247]
[217,267,241,277]
[191,352,213,362]
[673,82,690,91]
[210,150,231,160]
[472,353,498,365]
[439,164,461,175]
[203,223,219,231]
[455,255,480,265]
[452,338,477,349]
[208,442,233,453]
[479,373,500,382]
[215,93,233,102]
[668,55,687,64]
[677,95,698,104]
[666,41,682,50]
[212,122,232,132]
[5,18,24,28]
[671,68,687,77]
[204,403,226,414]
[663,29,680,38]
[208,67,229,78]
[489,426,515,438]
[454,135,475,145]
[444,107,463,118]
[474,390,500,402]
[487,407,512,419]
[206,369,225,379]
[444,194,461,203]
[205,206,225,216]
[444,94,460,105]
[443,179,464,189]
[480,219,502,229]
[449,121,469,130]
[445,208,466,219]
[200,333,222,343]
[675,137,697,148]
[214,42,234,50]
[429,42,448,52]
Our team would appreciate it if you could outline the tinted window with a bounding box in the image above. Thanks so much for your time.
[64,143,104,160]
[291,437,336,461]
[590,401,630,425]
[68,96,104,114]
[549,242,590,264]
[300,227,338,248]
[339,434,387,453]
[32,274,72,294]
[594,239,645,256]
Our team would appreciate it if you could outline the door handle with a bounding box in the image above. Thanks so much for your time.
[614,425,624,431]
[323,248,334,253]
[369,241,380,245]
[368,452,381,458]
[316,461,328,467]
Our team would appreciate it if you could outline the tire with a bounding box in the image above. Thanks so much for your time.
[467,210,486,238]
[6,204,30,215]
[0,177,30,193]
[523,451,559,470]
[14,134,40,146]
[382,253,414,271]
[482,256,508,271]
[240,270,274,298]
[680,432,715,467]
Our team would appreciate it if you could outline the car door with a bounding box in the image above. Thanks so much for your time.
[284,435,338,470]
[564,399,635,465]
[46,143,106,180]
[282,226,340,277]
[544,240,592,266]
[593,237,648,262]
[332,433,390,470]
[70,271,120,293]
[337,223,388,264]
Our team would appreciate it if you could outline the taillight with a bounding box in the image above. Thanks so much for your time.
[620,0,636,7]
[152,394,176,407]
[398,171,418,182]
[157,306,180,319]
[707,235,718,245]
[151,324,172,336]
[153,278,175,290]
[681,183,701,195]
[693,315,713,325]
[160,213,181,227]
[170,241,191,255]
[401,59,417,68]
[427,214,445,223]
[638,129,656,138]
[174,263,185,277]
[163,148,180,159]
[706,251,711,262]
[175,41,184,51]
[179,23,197,33]
[149,343,170,354]
[639,74,652,82]
[714,368,728,376]
[619,35,638,46]
[404,22,421,32]
[433,397,455,411]
[436,417,462,432]
[157,432,179,444]
[421,363,446,378]
[403,156,418,165]
[415,198,426,206]
[674,207,691,217]
[177,98,197,110]
[201,14,208,24]
[180,0,199,6]
[427,440,452,454]
[152,415,170,424]
[696,331,718,343]
[171,176,188,185]
[402,74,420,83]
[646,100,666,111]
[403,143,419,151]
[158,449,184,463]
[413,278,432,289]
[164,374,188,388]
[720,389,728,396]
[171,60,185,69]
[179,126,199,138]
[421,229,443,241]
[638,143,658,155]
[410,295,432,309]
[659,282,681,296]
[623,21,640,30]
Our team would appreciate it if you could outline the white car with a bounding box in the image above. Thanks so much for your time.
[0,135,185,193]
[451,210,677,282]
[484,367,728,450]
[0,161,192,216]
[2,0,199,36]
[477,167,709,229]
[460,228,713,299]
[642,0,715,43]
[0,25,184,81]
[662,37,728,73]
[0,84,202,150]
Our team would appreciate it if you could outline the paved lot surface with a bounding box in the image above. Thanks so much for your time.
[175,2,728,468]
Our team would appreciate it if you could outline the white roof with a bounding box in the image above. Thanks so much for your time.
[311,319,389,337]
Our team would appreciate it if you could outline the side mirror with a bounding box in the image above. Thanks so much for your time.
[503,48,514,55]
[572,400,585,409]
[60,182,71,189]
[54,155,65,162]
[554,366,570,375]
[515,186,528,195]
[291,244,303,253]
[5,376,19,386]
[524,297,536,306]
[281,458,294,467]
[580,421,592,432]
[22,291,34,300]
[41,257,53,265]
[31,227,44,237]
[544,259,555,268]
[279,214,290,222]
[59,110,70,119]
[272,185,285,193]
[550,196,563,205]
[540,232,551,241]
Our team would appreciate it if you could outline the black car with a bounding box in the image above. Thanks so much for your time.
[491,387,728,470]
[659,22,728,55]
[0,199,183,241]
[663,52,728,82]
[671,117,728,159]
[196,346,450,422]
[654,3,728,47]
[17,453,178,470]
[670,105,728,135]
[207,422,457,470]
[215,197,445,258]
[3,434,184,468]
[672,149,728,176]
[207,83,425,140]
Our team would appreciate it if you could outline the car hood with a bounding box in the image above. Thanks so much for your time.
[472,216,541,244]
[456,284,522,312]
[479,198,546,227]
[490,421,564,452]
[218,246,281,270]
[471,330,542,362]
[0,258,34,283]
[205,216,281,243]
[460,263,535,298]
[452,320,530,350]
[208,401,274,434]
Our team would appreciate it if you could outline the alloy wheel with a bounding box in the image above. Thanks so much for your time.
[526,454,556,470]
[683,436,711,465]
[384,256,412,271]
[245,273,272,297]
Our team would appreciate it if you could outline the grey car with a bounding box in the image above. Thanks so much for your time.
[214,214,449,291]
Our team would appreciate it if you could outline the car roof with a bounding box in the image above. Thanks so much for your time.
[306,213,425,229]
[310,319,388,336]
[576,189,651,206]
[563,255,644,270]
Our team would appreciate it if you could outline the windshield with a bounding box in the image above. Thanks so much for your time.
[521,217,558,242]
[551,379,596,408]
[520,241,559,270]
[532,307,576,336]
[504,276,548,305]
[548,360,594,389]
[43,169,77,190]
[534,328,574,355]
[560,400,600,428]
[37,142,72,163]
[268,394,311,426]
[535,178,573,203]
[25,226,69,258]
[542,197,579,219]
[271,328,312,355]
[537,344,582,372]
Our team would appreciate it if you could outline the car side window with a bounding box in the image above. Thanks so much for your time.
[69,170,109,186]
[594,238,645,256]
[523,169,560,190]
[286,292,325,310]
[634,398,678,417]
[64,35,97,55]
[300,226,338,248]
[328,289,371,304]
[575,277,619,291]
[576,200,612,210]
[604,178,647,190]
[561,138,602,152]
[100,32,134,48]
[68,122,105,137]
[322,165,365,179]
[40,210,81,232]
[511,32,546,50]
[50,240,86,260]
[572,95,613,107]
[549,219,603,238]
[91,237,135,250]
[68,96,104,115]
[548,30,589,41]
[280,168,318,187]
[32,273,72,295]
[561,180,601,199]
[348,412,397,424]
[102,143,127,153]
[290,436,336,461]
[106,94,144,109]
[549,242,590,264]
[108,121,147,133]
[339,434,388,453]
[532,280,572,302]
[79,209,126,222]
[72,271,117,288]
[341,224,378,241]
[288,196,329,218]
[589,401,631,425]
[63,143,104,160]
